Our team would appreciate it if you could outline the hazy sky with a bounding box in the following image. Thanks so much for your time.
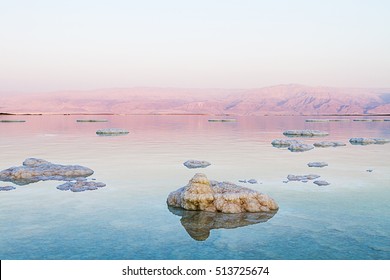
[1,0,389,92]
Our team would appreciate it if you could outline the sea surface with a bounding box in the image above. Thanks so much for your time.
[0,115,389,260]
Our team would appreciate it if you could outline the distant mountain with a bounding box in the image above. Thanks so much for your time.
[1,84,390,115]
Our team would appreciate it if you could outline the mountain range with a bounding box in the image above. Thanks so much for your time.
[1,84,390,115]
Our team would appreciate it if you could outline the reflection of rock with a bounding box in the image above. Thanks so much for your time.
[288,143,314,152]
[168,206,277,241]
[283,130,329,137]
[313,141,346,147]
[349,138,390,145]
[183,160,211,169]
[313,180,330,186]
[0,158,94,185]
[96,128,129,136]
[57,181,106,192]
[308,162,328,168]
[167,173,278,214]
[0,186,16,191]
[287,174,320,181]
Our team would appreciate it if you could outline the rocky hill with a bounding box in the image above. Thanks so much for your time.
[1,84,389,115]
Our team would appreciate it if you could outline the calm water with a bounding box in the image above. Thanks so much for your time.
[0,115,389,260]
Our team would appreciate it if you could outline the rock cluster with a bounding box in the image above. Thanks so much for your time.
[167,173,278,214]
[183,160,211,169]
[271,139,314,152]
[57,181,106,192]
[0,158,94,185]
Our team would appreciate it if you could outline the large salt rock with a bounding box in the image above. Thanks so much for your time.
[183,160,211,169]
[0,158,94,185]
[349,138,390,145]
[168,206,277,241]
[283,130,329,137]
[167,173,278,214]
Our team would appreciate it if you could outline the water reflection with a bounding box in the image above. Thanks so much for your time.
[168,206,277,241]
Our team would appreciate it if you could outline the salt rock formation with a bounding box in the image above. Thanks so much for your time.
[314,141,346,147]
[313,180,330,186]
[349,138,390,145]
[167,173,278,214]
[0,158,94,185]
[308,162,328,168]
[288,143,314,152]
[57,181,106,192]
[168,206,277,241]
[96,128,129,135]
[0,186,16,191]
[283,130,329,137]
[271,139,313,152]
[183,160,211,169]
[287,174,320,181]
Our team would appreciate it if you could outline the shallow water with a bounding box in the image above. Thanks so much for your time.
[0,115,389,260]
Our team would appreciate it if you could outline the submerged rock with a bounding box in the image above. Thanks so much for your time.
[167,173,278,214]
[0,186,16,191]
[96,128,129,136]
[308,162,328,168]
[0,158,94,185]
[313,141,346,147]
[288,143,314,152]
[183,160,211,169]
[283,130,329,137]
[57,181,106,192]
[313,180,330,186]
[287,174,320,181]
[349,138,390,145]
[168,206,277,241]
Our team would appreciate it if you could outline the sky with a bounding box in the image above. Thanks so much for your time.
[0,0,389,92]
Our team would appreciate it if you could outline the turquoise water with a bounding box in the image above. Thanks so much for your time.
[0,115,389,259]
